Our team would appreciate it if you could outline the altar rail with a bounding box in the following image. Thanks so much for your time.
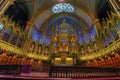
[49,66,120,78]
[0,64,22,75]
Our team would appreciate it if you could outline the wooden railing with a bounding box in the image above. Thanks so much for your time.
[49,66,120,78]
[0,64,22,75]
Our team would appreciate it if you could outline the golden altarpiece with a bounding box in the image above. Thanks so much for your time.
[50,19,79,65]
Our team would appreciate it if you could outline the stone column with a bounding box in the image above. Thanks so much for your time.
[25,21,33,39]
[23,21,33,50]
[93,19,105,49]
[0,27,6,39]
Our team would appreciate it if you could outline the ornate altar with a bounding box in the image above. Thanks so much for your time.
[50,19,79,65]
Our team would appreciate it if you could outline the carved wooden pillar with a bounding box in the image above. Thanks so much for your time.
[97,32,105,49]
[113,24,120,38]
[109,11,120,38]
[15,37,20,46]
[0,27,6,38]
[20,36,26,49]
[93,19,105,49]
[25,21,33,39]
[106,22,115,42]
[93,19,102,37]
[34,41,39,54]
[105,33,110,46]
[109,31,115,42]
[23,37,32,51]
[8,33,14,43]
[21,38,25,48]
[23,21,33,50]
[42,43,45,55]
[103,32,108,47]
[42,33,46,55]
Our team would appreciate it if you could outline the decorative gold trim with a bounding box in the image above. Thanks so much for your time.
[80,39,120,61]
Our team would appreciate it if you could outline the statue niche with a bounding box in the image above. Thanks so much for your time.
[44,46,49,55]
[38,44,42,54]
[59,39,68,52]
[29,42,35,53]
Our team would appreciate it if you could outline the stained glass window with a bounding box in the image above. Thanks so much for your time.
[110,28,118,40]
[0,23,4,32]
[117,20,120,31]
[17,37,23,47]
[3,29,11,42]
[11,34,18,45]
[52,3,75,13]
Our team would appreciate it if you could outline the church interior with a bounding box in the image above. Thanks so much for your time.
[0,0,120,80]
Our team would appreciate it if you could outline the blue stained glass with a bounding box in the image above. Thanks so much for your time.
[0,23,4,32]
[52,3,75,13]
[117,20,120,31]
[110,28,118,39]
[3,29,11,42]
[11,34,18,45]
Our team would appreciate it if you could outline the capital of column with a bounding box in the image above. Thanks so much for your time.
[27,21,34,28]
[27,21,33,26]
[93,19,99,24]
[25,21,34,31]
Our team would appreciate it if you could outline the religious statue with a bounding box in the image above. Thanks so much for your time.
[81,46,85,55]
[93,42,98,52]
[71,43,76,53]
[60,40,68,52]
[52,43,57,53]
[38,44,42,54]
[29,42,35,52]
[44,46,49,55]
[87,44,92,53]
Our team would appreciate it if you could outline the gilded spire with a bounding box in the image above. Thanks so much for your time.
[63,18,66,27]
[60,18,68,30]
[70,25,74,33]
[107,11,111,19]
[55,23,59,33]
[52,25,54,33]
